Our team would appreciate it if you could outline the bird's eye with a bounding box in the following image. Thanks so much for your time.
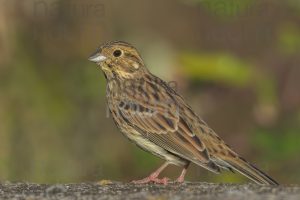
[113,49,122,57]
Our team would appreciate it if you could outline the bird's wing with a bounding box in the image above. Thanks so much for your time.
[117,81,220,172]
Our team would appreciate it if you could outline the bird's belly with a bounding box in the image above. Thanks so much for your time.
[123,130,187,166]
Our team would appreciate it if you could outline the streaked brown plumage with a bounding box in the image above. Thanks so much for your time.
[88,41,278,185]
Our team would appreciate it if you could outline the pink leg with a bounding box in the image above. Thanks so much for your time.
[176,162,190,183]
[132,162,170,185]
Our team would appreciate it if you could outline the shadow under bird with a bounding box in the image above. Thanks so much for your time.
[88,41,278,185]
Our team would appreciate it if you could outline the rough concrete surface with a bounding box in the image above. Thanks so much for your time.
[0,181,299,200]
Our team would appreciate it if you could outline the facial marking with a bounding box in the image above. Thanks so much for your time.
[133,63,139,69]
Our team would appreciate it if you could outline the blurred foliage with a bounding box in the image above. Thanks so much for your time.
[180,52,254,86]
[286,0,300,12]
[180,52,278,115]
[278,24,300,55]
[200,0,253,19]
[0,0,299,184]
[255,128,300,161]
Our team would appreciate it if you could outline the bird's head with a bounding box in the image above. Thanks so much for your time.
[88,41,148,80]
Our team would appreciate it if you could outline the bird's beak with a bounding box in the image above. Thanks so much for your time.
[88,52,107,63]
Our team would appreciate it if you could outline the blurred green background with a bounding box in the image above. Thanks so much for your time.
[0,0,299,185]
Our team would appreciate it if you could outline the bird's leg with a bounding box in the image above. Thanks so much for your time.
[132,162,170,185]
[176,162,190,183]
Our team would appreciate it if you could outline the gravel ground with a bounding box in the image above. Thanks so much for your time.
[0,181,299,200]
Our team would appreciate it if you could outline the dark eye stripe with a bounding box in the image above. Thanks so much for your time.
[124,52,143,66]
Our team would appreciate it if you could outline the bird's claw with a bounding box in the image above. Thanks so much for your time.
[175,177,185,183]
[132,177,170,185]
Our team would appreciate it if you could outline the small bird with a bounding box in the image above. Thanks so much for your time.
[88,41,278,185]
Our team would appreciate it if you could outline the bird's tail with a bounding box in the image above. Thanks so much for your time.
[222,156,278,185]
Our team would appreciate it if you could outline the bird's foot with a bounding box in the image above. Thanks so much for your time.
[175,167,188,183]
[175,176,185,183]
[132,176,170,185]
[132,163,170,185]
